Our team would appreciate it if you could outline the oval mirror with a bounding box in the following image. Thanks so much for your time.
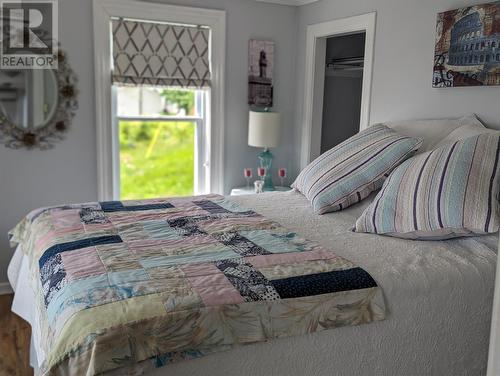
[0,49,78,149]
[0,69,58,130]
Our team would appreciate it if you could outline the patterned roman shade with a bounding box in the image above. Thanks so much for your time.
[111,18,211,88]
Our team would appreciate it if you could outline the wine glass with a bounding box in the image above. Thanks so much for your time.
[244,168,253,188]
[257,167,266,181]
[278,168,287,186]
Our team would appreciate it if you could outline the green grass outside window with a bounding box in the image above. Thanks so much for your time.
[119,120,195,200]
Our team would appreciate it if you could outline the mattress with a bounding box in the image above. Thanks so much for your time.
[9,190,498,375]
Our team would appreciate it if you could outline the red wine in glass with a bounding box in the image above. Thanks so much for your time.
[258,167,266,179]
[244,168,253,187]
[278,168,286,186]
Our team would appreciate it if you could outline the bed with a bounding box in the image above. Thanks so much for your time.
[8,190,498,376]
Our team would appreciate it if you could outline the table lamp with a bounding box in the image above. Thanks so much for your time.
[248,110,281,191]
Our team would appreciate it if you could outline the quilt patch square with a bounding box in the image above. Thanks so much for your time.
[270,268,378,299]
[181,262,220,277]
[114,222,150,242]
[209,198,259,214]
[96,243,142,271]
[40,253,67,307]
[259,258,357,281]
[108,269,150,285]
[239,230,313,254]
[147,265,185,280]
[142,220,183,240]
[51,209,84,230]
[215,258,280,302]
[140,248,239,268]
[193,283,245,306]
[126,236,226,262]
[100,201,175,212]
[166,216,208,237]
[245,249,341,268]
[61,246,106,281]
[105,211,169,226]
[186,270,230,288]
[212,231,271,256]
[193,200,231,214]
[182,262,246,306]
[197,216,277,235]
[79,207,110,225]
[124,203,175,211]
[161,286,203,312]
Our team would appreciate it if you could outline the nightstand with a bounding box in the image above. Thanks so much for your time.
[230,186,292,196]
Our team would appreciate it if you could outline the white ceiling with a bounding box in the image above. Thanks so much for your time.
[255,0,319,6]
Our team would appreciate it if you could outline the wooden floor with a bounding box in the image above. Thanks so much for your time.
[0,294,33,376]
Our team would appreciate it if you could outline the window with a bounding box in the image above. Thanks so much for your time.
[93,2,226,201]
[110,16,214,199]
[116,87,207,199]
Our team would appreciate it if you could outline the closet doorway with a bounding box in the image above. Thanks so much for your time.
[321,33,365,153]
[300,12,376,169]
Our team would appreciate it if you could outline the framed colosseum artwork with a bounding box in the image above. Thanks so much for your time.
[433,2,500,87]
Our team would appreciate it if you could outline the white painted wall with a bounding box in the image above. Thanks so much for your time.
[292,0,500,176]
[0,0,297,282]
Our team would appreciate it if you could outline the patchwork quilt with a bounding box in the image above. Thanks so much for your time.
[9,195,385,375]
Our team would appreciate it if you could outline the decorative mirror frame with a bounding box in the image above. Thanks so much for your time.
[0,49,78,149]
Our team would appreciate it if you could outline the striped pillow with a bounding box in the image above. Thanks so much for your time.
[292,124,423,214]
[354,133,500,239]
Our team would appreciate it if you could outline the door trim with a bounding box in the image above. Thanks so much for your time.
[300,12,376,169]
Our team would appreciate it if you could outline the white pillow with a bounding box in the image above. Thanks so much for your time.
[384,114,484,153]
[434,122,499,148]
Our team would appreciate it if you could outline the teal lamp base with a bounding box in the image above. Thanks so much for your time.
[258,148,275,191]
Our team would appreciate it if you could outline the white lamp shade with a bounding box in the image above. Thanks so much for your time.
[248,111,281,148]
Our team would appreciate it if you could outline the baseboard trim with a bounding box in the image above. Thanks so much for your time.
[0,282,13,295]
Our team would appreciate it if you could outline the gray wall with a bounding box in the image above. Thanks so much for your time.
[0,0,297,283]
[0,0,98,284]
[293,0,500,176]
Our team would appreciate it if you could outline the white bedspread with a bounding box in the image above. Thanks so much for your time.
[9,190,498,375]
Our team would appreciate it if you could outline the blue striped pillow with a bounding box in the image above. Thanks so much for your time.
[354,133,500,239]
[292,124,423,214]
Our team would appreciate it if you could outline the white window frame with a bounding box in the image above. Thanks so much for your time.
[93,0,226,200]
[115,88,208,197]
